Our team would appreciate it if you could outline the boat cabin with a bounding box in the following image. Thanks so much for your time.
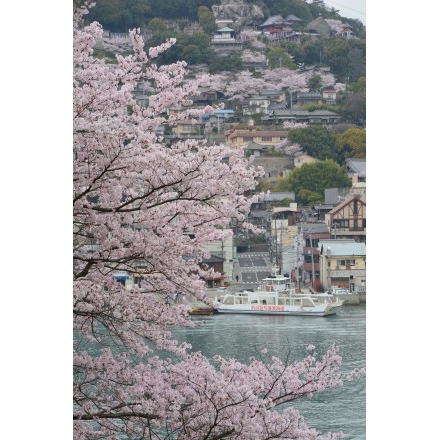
[221,290,321,308]
[257,274,291,292]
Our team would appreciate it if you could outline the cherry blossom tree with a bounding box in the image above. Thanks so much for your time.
[275,138,303,157]
[73,4,365,439]
[262,68,309,93]
[239,29,267,49]
[224,71,271,100]
[241,49,267,64]
[325,19,347,35]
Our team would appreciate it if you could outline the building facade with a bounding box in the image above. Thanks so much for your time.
[318,239,366,292]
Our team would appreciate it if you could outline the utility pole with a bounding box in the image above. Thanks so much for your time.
[295,235,299,289]
[295,223,302,290]
[310,233,315,290]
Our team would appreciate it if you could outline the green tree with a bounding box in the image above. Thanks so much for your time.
[283,160,351,205]
[198,6,217,34]
[178,33,213,64]
[349,76,366,93]
[147,29,212,66]
[266,47,296,70]
[336,128,366,159]
[148,17,167,34]
[288,125,340,162]
[146,0,218,20]
[208,53,243,73]
[86,0,151,32]
[182,45,202,65]
[323,37,350,80]
[289,0,314,21]
[283,41,305,64]
[307,74,322,91]
[342,91,366,124]
[301,38,324,65]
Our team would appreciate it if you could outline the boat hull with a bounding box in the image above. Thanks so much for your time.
[215,304,336,317]
[216,309,335,316]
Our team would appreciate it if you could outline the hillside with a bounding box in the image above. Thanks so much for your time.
[85,0,366,35]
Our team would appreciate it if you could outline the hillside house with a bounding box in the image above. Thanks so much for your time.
[224,128,288,148]
[260,89,287,104]
[262,109,343,124]
[297,91,322,105]
[172,120,204,138]
[322,88,339,105]
[243,141,269,156]
[242,96,271,115]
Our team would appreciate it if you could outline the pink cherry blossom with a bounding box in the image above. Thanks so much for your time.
[73,5,365,439]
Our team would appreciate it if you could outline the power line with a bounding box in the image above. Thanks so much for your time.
[324,0,366,17]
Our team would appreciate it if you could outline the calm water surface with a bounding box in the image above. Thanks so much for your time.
[171,304,366,439]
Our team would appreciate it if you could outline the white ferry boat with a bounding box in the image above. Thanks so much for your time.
[213,289,337,316]
[214,267,341,316]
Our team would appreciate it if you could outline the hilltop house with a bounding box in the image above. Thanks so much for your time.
[305,16,332,38]
[259,15,292,39]
[210,26,242,53]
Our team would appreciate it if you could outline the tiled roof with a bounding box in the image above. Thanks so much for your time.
[243,141,268,150]
[263,192,295,201]
[227,130,288,139]
[345,158,366,175]
[271,109,341,117]
[318,240,366,256]
[302,222,329,234]
[260,15,286,27]
[305,16,331,34]
[328,195,365,214]
[298,91,322,98]
[285,14,303,22]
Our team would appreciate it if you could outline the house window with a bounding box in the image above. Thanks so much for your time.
[336,259,355,266]
[243,137,253,142]
[261,136,272,141]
